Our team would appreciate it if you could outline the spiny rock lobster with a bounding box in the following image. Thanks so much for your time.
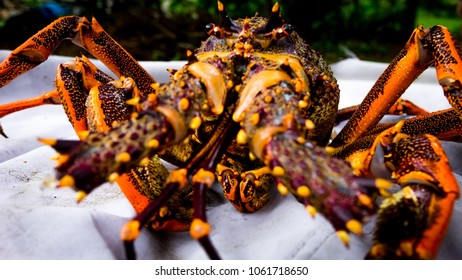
[0,1,461,259]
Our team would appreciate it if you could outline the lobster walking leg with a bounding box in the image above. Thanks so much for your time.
[0,16,156,94]
[0,90,60,119]
[331,25,462,148]
[120,169,187,260]
[353,122,460,259]
[0,16,83,88]
[333,108,462,161]
[120,98,239,260]
[121,167,222,260]
[0,16,156,140]
[0,55,131,138]
[335,98,429,124]
[191,169,221,260]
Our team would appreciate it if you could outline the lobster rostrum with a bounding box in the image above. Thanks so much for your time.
[0,2,460,259]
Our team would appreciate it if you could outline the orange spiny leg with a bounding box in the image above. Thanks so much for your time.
[54,57,115,134]
[125,156,194,231]
[426,26,462,116]
[120,93,238,260]
[0,15,155,138]
[119,109,237,260]
[121,170,187,260]
[358,122,459,259]
[0,16,84,88]
[0,16,85,137]
[361,109,462,141]
[0,90,60,119]
[333,108,462,161]
[0,56,114,136]
[0,55,121,137]
[387,98,430,116]
[331,25,462,148]
[72,17,157,95]
[0,16,156,95]
[121,168,221,260]
[336,98,429,125]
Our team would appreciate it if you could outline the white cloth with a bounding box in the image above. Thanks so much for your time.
[0,50,461,259]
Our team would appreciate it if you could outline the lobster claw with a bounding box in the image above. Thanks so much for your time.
[364,122,460,259]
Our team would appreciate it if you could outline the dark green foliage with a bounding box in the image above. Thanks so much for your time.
[0,0,460,62]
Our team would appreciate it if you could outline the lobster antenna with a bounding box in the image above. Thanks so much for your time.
[217,1,240,32]
[256,2,284,34]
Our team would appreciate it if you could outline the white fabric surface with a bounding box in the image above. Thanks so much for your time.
[0,49,461,259]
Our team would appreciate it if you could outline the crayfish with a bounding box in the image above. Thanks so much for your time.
[0,1,461,259]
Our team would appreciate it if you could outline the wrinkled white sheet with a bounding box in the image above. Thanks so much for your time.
[0,49,461,260]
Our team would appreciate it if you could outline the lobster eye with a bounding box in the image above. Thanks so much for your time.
[205,23,227,38]
[284,24,293,34]
[205,23,214,34]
